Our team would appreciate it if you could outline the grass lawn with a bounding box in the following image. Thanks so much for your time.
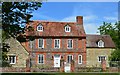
[1,72,120,75]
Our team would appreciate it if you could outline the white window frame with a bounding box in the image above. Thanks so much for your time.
[98,40,104,47]
[54,39,60,49]
[65,25,71,32]
[9,55,16,64]
[67,55,73,63]
[78,55,82,64]
[38,38,44,48]
[38,54,44,64]
[37,24,43,31]
[98,56,106,62]
[67,39,73,49]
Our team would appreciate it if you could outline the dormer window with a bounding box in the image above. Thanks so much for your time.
[98,40,104,47]
[65,25,71,32]
[37,24,43,31]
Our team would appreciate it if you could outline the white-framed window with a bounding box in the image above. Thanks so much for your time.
[78,55,82,64]
[67,55,73,63]
[9,55,16,64]
[37,24,43,31]
[54,39,60,49]
[98,40,104,47]
[38,54,44,64]
[38,38,44,48]
[67,39,73,49]
[65,25,71,32]
[98,56,106,62]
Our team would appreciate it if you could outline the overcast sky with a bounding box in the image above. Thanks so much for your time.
[31,2,118,34]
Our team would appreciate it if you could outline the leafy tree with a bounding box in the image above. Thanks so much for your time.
[2,2,42,37]
[1,2,42,67]
[98,21,120,61]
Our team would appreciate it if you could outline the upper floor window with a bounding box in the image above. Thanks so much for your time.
[98,56,106,62]
[38,54,44,64]
[98,40,104,47]
[37,24,43,31]
[67,39,73,49]
[38,38,44,48]
[9,55,16,64]
[65,25,71,32]
[54,39,60,49]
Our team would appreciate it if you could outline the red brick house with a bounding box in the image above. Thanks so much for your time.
[22,16,86,69]
[2,16,116,72]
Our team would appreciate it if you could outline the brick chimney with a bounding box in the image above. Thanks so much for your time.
[76,16,83,25]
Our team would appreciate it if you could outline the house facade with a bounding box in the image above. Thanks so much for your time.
[5,37,29,67]
[3,16,115,72]
[86,35,115,67]
[22,16,87,69]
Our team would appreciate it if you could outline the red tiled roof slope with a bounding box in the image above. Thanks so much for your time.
[26,16,86,37]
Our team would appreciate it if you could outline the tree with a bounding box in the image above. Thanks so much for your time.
[2,2,42,37]
[98,21,120,61]
[1,2,42,67]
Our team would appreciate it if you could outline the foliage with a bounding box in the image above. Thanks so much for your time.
[98,21,120,61]
[2,2,42,37]
[1,2,42,67]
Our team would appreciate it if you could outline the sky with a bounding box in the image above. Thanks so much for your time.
[31,2,118,34]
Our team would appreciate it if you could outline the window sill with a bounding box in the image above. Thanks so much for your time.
[10,63,16,65]
[78,63,82,64]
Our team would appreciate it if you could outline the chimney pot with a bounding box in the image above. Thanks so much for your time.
[76,16,83,25]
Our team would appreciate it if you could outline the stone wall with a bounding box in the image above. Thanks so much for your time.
[5,37,29,67]
[86,48,114,67]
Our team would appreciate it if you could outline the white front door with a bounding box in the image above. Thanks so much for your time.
[54,55,60,67]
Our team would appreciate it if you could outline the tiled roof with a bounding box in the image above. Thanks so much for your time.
[86,34,115,48]
[25,16,86,37]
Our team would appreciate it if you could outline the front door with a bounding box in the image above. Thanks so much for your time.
[54,54,60,67]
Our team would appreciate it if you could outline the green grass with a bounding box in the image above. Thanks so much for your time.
[1,73,120,75]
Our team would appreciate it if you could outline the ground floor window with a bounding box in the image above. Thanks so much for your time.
[78,55,82,64]
[67,55,73,63]
[9,55,16,64]
[98,56,106,62]
[38,54,44,64]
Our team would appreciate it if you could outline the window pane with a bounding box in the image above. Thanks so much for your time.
[55,39,60,48]
[38,55,44,64]
[39,39,43,48]
[9,56,15,64]
[65,26,71,32]
[68,40,72,48]
[98,56,106,62]
[37,25,43,31]
[79,55,82,63]
[68,55,72,63]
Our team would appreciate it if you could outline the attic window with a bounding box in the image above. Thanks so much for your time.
[98,40,104,47]
[37,24,43,31]
[65,25,71,32]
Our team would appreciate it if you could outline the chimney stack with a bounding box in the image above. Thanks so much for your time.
[76,16,83,25]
